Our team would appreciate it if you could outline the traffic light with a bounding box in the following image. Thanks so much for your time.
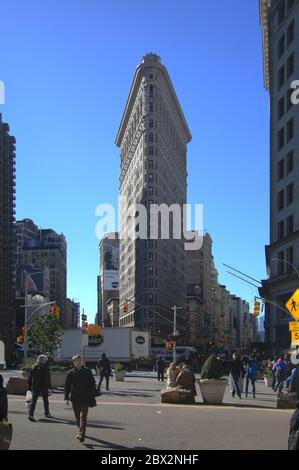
[165,342,174,350]
[123,302,128,313]
[54,306,60,320]
[49,305,55,315]
[253,298,261,317]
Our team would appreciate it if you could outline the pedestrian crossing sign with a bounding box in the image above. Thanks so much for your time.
[286,289,299,321]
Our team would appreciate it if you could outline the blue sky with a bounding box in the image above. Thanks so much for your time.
[1,0,269,321]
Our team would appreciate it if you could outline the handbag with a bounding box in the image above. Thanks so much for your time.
[25,390,32,411]
[0,422,13,450]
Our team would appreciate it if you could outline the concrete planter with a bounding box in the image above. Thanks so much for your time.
[198,379,227,404]
[6,377,27,395]
[21,370,68,388]
[113,370,126,381]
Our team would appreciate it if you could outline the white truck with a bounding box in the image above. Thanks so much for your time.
[56,327,151,368]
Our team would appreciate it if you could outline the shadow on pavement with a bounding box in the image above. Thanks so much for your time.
[83,436,152,450]
[37,417,124,430]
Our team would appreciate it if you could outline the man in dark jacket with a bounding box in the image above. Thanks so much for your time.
[97,353,111,391]
[288,401,299,450]
[28,355,52,421]
[156,356,165,382]
[0,374,8,422]
[65,354,97,443]
[229,353,244,399]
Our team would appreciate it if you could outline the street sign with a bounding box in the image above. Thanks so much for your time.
[285,289,299,321]
[289,322,299,332]
[291,331,299,345]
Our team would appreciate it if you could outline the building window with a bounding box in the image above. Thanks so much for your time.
[278,189,285,210]
[148,133,154,142]
[287,53,294,78]
[278,0,286,24]
[287,88,294,111]
[287,20,295,46]
[149,85,154,98]
[149,147,154,156]
[278,65,285,89]
[149,103,154,112]
[278,158,285,180]
[149,279,153,288]
[287,215,294,236]
[278,220,285,240]
[149,119,154,128]
[278,250,285,275]
[148,173,154,182]
[286,246,294,270]
[278,96,285,119]
[148,160,154,169]
[148,266,153,275]
[287,118,294,142]
[286,182,294,205]
[287,0,295,13]
[278,127,285,150]
[278,34,285,58]
[148,293,153,304]
[148,253,153,261]
[287,151,294,173]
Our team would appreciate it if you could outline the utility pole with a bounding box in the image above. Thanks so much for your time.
[171,305,182,363]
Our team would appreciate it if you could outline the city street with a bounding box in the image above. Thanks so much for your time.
[3,371,293,450]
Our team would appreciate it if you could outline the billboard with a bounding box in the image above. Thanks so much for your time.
[103,270,119,291]
[103,243,119,271]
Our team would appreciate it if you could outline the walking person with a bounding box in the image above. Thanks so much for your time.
[156,356,165,382]
[97,353,111,392]
[0,374,8,422]
[245,355,258,398]
[230,353,244,399]
[27,355,52,422]
[64,355,97,443]
[273,358,287,392]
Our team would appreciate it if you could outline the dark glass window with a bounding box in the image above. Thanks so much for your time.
[278,128,285,150]
[287,88,294,111]
[278,250,285,275]
[287,118,294,141]
[278,96,285,119]
[278,158,285,180]
[278,65,285,89]
[287,0,295,13]
[287,20,295,46]
[287,53,294,78]
[287,151,294,173]
[278,34,285,58]
[286,182,294,205]
[287,215,294,235]
[278,189,285,210]
[278,0,285,24]
[278,220,285,240]
[286,246,294,270]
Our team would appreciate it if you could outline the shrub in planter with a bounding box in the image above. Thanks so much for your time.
[199,355,227,404]
[201,355,225,380]
[113,362,126,381]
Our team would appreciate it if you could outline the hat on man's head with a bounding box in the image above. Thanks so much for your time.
[37,355,48,364]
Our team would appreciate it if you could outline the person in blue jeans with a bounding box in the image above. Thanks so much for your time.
[245,356,258,398]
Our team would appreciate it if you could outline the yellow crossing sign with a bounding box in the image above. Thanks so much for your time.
[285,289,299,321]
[289,322,299,332]
[291,331,299,345]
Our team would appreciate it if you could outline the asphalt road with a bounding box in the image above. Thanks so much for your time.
[3,372,293,450]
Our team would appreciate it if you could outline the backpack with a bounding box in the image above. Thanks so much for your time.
[248,361,258,376]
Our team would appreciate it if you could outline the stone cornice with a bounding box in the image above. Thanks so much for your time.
[259,0,271,91]
[115,54,192,147]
